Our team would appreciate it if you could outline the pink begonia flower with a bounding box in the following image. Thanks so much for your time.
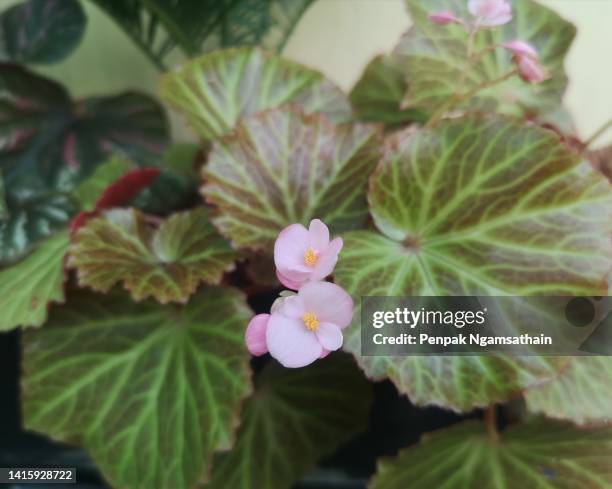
[428,11,463,25]
[245,314,270,356]
[468,0,512,27]
[516,55,548,84]
[274,219,343,290]
[266,281,353,368]
[503,40,538,60]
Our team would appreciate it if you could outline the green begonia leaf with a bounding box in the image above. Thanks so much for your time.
[335,117,612,411]
[0,231,68,331]
[22,286,252,489]
[526,357,612,426]
[207,354,372,489]
[400,0,576,118]
[159,47,352,141]
[202,106,380,250]
[369,419,612,488]
[0,0,86,64]
[90,0,314,70]
[69,207,240,304]
[350,54,426,126]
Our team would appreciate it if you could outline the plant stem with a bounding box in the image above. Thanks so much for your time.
[425,70,516,129]
[485,405,500,443]
[585,119,612,148]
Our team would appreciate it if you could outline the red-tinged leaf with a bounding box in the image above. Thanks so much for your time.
[94,167,160,210]
[69,210,96,236]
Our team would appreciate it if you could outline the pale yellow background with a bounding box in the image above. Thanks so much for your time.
[3,0,611,146]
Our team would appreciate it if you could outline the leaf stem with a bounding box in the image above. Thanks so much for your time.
[584,119,612,148]
[425,70,517,129]
[484,405,500,443]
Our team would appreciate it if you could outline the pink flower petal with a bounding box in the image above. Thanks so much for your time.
[245,314,270,356]
[468,0,512,26]
[299,281,354,329]
[428,11,462,25]
[315,322,343,351]
[517,56,547,84]
[312,237,343,281]
[319,349,330,359]
[503,40,538,59]
[266,314,322,368]
[276,269,304,290]
[280,295,306,318]
[274,223,309,273]
[309,219,330,251]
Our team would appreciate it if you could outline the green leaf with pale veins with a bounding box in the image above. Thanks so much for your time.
[350,54,426,126]
[202,106,381,250]
[526,357,612,426]
[0,231,68,331]
[69,208,240,304]
[334,117,612,411]
[207,353,372,489]
[22,286,252,489]
[369,419,612,489]
[0,0,86,64]
[159,47,352,141]
[400,0,576,118]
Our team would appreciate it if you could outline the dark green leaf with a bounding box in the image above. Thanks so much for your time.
[400,0,576,118]
[0,230,68,331]
[370,419,612,488]
[0,190,75,263]
[69,208,241,303]
[202,106,380,250]
[0,65,168,258]
[207,354,372,489]
[22,286,253,489]
[0,0,86,64]
[0,65,169,192]
[159,47,352,141]
[335,117,612,411]
[90,0,314,70]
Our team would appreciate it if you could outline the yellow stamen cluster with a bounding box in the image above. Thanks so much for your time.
[302,312,319,332]
[303,248,318,267]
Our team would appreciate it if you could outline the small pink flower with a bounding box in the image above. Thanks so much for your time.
[517,55,548,84]
[503,40,538,59]
[245,314,269,356]
[266,281,353,368]
[274,219,343,290]
[428,11,463,25]
[468,0,512,27]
